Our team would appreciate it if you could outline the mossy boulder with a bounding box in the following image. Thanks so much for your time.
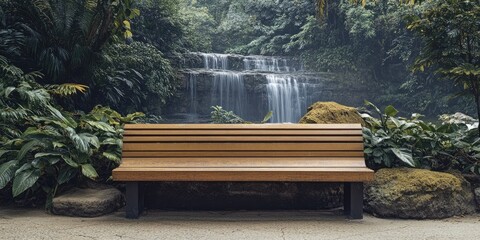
[365,168,476,219]
[299,101,364,125]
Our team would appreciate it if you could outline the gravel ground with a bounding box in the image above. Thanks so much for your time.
[0,208,479,240]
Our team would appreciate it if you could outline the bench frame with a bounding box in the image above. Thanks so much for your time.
[114,124,373,219]
[125,182,364,219]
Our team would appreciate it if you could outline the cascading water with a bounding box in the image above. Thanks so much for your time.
[186,72,198,121]
[266,75,308,123]
[173,52,328,123]
[244,55,310,122]
[211,72,246,117]
[244,56,292,72]
[200,53,228,70]
[185,53,248,120]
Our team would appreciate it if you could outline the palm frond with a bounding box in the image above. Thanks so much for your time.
[47,83,89,96]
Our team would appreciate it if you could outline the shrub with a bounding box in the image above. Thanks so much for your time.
[210,106,272,124]
[0,57,144,207]
[362,101,480,175]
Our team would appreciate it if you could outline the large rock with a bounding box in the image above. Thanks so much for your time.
[365,168,476,219]
[299,101,364,124]
[52,187,123,217]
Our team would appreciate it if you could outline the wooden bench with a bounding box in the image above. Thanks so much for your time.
[112,124,374,219]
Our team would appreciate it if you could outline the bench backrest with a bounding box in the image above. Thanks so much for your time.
[121,124,365,169]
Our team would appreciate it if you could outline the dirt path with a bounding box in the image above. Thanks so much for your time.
[1,208,479,240]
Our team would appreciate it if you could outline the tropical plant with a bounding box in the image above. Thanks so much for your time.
[0,56,144,207]
[362,101,480,175]
[210,106,247,124]
[362,101,418,168]
[407,0,480,135]
[90,42,179,113]
[2,0,139,82]
[210,106,273,124]
[134,0,187,59]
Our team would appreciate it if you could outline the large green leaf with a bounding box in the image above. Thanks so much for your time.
[47,105,77,128]
[60,154,79,168]
[384,105,399,117]
[391,148,415,167]
[34,152,62,159]
[17,140,45,161]
[78,133,100,149]
[101,138,121,146]
[364,100,381,115]
[0,160,18,189]
[12,169,41,197]
[102,151,121,163]
[85,120,116,133]
[261,111,273,123]
[57,168,77,185]
[389,116,402,128]
[0,150,15,159]
[66,127,90,153]
[81,164,98,180]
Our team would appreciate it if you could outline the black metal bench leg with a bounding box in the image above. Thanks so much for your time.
[126,182,144,219]
[344,182,363,219]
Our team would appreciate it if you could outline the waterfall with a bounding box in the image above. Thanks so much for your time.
[201,53,229,70]
[211,72,246,117]
[172,52,324,123]
[244,56,293,72]
[194,53,248,115]
[186,72,198,121]
[266,75,308,123]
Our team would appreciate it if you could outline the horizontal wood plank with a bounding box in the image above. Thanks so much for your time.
[119,157,367,168]
[122,143,364,151]
[121,151,365,157]
[123,136,363,142]
[124,124,362,130]
[124,129,362,136]
[112,167,374,182]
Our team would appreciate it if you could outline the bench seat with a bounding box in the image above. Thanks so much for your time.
[113,123,374,219]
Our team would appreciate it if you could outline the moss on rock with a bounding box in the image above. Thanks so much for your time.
[365,168,476,219]
[298,101,364,125]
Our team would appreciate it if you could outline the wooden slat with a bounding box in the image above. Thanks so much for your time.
[119,157,367,168]
[121,151,365,158]
[123,136,363,142]
[122,143,364,151]
[124,129,362,136]
[124,124,362,130]
[112,167,374,182]
[115,123,373,183]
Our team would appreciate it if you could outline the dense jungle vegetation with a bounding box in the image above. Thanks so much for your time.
[1,0,479,207]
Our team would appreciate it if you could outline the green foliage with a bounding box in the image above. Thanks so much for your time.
[90,42,179,113]
[210,106,246,123]
[178,1,216,52]
[0,0,180,115]
[134,0,187,59]
[210,106,272,124]
[408,0,480,131]
[362,101,480,175]
[2,0,139,83]
[0,57,144,206]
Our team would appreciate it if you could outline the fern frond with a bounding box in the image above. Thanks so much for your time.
[0,107,29,122]
[47,83,89,97]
